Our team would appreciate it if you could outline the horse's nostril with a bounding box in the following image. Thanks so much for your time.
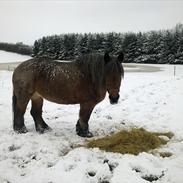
[109,94,119,104]
[110,100,118,104]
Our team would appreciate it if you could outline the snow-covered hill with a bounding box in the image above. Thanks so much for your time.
[0,64,183,183]
[0,50,31,63]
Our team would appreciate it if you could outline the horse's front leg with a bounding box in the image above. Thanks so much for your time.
[76,102,96,138]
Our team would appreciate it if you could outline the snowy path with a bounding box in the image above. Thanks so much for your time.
[0,65,183,183]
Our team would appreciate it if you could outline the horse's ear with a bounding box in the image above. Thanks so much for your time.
[104,52,110,64]
[118,52,124,63]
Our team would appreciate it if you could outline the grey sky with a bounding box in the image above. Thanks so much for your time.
[0,0,183,45]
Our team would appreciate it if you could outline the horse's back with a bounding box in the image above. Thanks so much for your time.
[12,58,86,103]
[13,57,55,80]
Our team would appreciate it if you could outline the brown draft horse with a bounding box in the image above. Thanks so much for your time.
[12,52,124,137]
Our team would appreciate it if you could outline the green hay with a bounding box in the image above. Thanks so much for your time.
[87,128,173,155]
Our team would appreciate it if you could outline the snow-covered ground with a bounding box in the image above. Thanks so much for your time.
[0,61,183,182]
[0,50,31,63]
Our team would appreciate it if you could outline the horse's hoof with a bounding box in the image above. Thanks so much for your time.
[77,130,94,138]
[76,122,93,138]
[85,131,94,138]
[36,125,52,134]
[36,127,45,134]
[14,126,28,134]
[45,126,52,132]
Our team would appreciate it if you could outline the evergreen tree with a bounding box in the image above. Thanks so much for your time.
[33,24,183,64]
[122,33,138,63]
[76,34,89,56]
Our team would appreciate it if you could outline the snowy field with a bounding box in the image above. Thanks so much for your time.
[0,55,183,182]
[0,50,31,63]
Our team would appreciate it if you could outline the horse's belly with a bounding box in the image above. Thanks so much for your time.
[36,87,93,104]
[35,77,104,104]
[35,91,76,104]
[44,95,81,104]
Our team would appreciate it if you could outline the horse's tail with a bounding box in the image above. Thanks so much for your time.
[12,93,17,112]
[12,93,17,123]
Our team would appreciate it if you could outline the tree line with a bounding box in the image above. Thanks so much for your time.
[0,42,33,56]
[33,24,183,64]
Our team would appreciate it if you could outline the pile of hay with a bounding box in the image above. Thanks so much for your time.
[87,128,173,155]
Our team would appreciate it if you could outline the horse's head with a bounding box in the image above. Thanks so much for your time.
[104,52,124,104]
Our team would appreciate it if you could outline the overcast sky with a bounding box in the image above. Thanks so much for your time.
[0,0,183,45]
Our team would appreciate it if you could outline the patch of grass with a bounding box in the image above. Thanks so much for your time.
[159,152,173,158]
[88,171,96,177]
[87,128,173,155]
[8,144,20,152]
[142,173,164,182]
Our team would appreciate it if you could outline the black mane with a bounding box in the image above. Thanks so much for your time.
[76,53,123,88]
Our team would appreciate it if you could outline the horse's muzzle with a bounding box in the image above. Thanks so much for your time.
[109,94,119,104]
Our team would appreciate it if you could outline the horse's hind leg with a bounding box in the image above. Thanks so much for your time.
[13,94,30,133]
[30,93,51,133]
[76,102,96,138]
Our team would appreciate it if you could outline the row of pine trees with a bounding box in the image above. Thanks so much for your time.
[0,42,32,56]
[33,24,183,64]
